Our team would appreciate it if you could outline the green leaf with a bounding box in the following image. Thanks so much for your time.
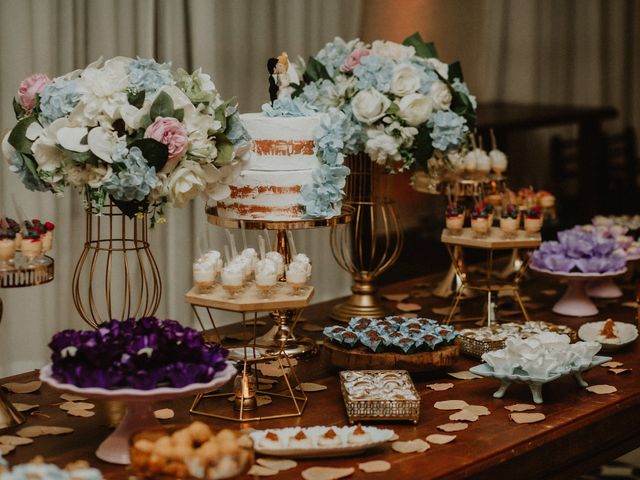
[67,150,94,164]
[448,61,464,82]
[128,89,145,109]
[129,138,169,172]
[214,134,234,166]
[173,108,184,122]
[110,196,149,219]
[8,117,37,154]
[386,103,399,116]
[12,98,25,119]
[149,91,174,121]
[451,91,477,131]
[402,32,438,59]
[140,114,152,130]
[303,56,331,83]
[20,153,40,179]
[412,125,434,168]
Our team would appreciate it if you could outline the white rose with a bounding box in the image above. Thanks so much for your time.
[390,64,421,97]
[76,67,128,122]
[364,128,402,166]
[351,88,391,124]
[429,81,452,110]
[371,40,415,61]
[31,118,68,172]
[86,163,113,188]
[165,160,221,208]
[396,93,433,126]
[426,58,449,79]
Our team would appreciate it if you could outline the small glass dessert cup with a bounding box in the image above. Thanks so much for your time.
[20,235,42,265]
[523,208,543,237]
[500,205,520,239]
[445,203,465,236]
[286,264,308,295]
[470,211,490,239]
[0,235,16,270]
[193,262,216,293]
[255,258,278,299]
[221,267,244,298]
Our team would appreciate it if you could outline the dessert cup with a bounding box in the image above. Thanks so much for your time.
[20,238,42,264]
[221,269,244,298]
[193,263,216,293]
[286,267,307,295]
[471,217,490,238]
[500,216,519,238]
[0,239,16,269]
[41,231,54,253]
[524,217,543,237]
[445,214,464,236]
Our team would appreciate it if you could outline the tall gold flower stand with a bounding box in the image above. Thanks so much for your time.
[441,228,540,325]
[0,255,54,431]
[204,205,352,357]
[185,283,313,421]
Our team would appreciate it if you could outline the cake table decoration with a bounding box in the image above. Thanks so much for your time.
[3,57,251,326]
[40,317,235,464]
[531,227,627,316]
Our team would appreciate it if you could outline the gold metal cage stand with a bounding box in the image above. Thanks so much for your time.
[72,201,161,328]
[330,154,403,322]
[0,255,55,431]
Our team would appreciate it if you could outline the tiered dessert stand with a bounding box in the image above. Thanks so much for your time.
[184,205,352,421]
[441,228,541,325]
[0,254,54,431]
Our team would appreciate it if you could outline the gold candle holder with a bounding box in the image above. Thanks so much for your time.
[233,370,257,411]
[330,153,403,322]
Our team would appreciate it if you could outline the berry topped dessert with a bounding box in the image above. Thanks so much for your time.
[523,206,543,236]
[500,204,520,237]
[445,203,465,235]
[471,205,490,237]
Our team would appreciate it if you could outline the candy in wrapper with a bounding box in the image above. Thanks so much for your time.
[436,326,458,343]
[359,329,385,353]
[336,330,359,348]
[323,325,346,342]
[393,336,417,354]
[417,333,443,351]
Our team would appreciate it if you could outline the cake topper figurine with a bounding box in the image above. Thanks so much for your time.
[268,52,299,103]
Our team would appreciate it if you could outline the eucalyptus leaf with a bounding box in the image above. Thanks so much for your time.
[451,91,476,130]
[173,108,184,122]
[12,98,25,119]
[140,114,152,130]
[149,91,174,121]
[67,150,94,164]
[214,134,234,165]
[386,103,399,116]
[8,117,37,154]
[128,89,145,109]
[402,32,438,59]
[129,138,168,172]
[303,56,331,83]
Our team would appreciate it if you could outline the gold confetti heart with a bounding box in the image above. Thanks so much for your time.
[383,293,410,302]
[449,410,478,422]
[60,393,87,402]
[601,361,623,368]
[154,408,175,419]
[426,434,456,445]
[295,382,327,392]
[67,409,95,418]
[256,458,298,471]
[301,467,355,480]
[3,381,42,394]
[437,423,468,432]
[0,435,34,446]
[504,404,536,412]
[434,400,469,411]
[396,302,422,313]
[60,402,94,411]
[426,383,454,391]
[447,371,482,380]
[586,384,617,395]
[609,368,631,375]
[509,412,546,424]
[359,460,391,473]
[248,465,278,476]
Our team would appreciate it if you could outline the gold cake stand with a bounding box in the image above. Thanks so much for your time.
[441,228,540,325]
[0,255,55,431]
[186,284,313,422]
[202,205,353,357]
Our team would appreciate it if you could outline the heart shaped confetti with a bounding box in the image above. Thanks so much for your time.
[437,423,468,432]
[509,412,546,424]
[60,393,88,402]
[447,371,482,380]
[295,383,328,392]
[2,381,42,394]
[0,435,34,446]
[392,439,430,453]
[17,426,74,438]
[434,400,469,411]
[256,458,298,471]
[359,460,391,473]
[609,368,631,375]
[257,395,273,406]
[426,383,454,391]
[302,467,355,480]
[426,434,456,445]
[12,403,39,412]
[248,465,278,476]
[154,408,175,420]
[0,444,15,455]
[586,384,617,395]
[463,405,490,416]
[504,404,536,412]
[67,409,95,418]
[449,410,479,422]
[60,402,94,412]
[383,293,410,302]
[601,361,623,368]
[396,302,422,313]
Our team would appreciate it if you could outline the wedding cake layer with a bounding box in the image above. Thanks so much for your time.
[217,112,332,221]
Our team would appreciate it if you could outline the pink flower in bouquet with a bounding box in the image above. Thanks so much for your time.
[144,117,189,170]
[18,73,51,113]
[340,48,370,73]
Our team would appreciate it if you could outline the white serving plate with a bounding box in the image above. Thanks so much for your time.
[578,321,638,351]
[250,425,395,458]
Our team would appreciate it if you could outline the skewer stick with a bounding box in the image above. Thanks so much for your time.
[258,236,266,261]
[286,230,297,257]
[263,229,271,250]
[240,220,248,250]
[224,245,232,264]
[490,129,497,150]
[225,229,238,257]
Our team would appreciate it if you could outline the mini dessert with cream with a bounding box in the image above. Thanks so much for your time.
[445,203,465,235]
[470,206,490,237]
[193,261,216,292]
[255,258,278,297]
[597,318,621,344]
[221,262,244,296]
[523,206,543,235]
[0,230,17,267]
[266,251,285,277]
[500,204,520,237]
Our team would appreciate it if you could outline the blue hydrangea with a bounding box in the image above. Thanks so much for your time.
[102,146,158,201]
[352,55,394,92]
[4,146,49,192]
[262,98,318,117]
[38,79,81,126]
[315,37,361,77]
[428,111,469,151]
[411,60,440,95]
[313,107,364,161]
[127,58,174,95]
[225,111,251,146]
[300,164,350,218]
[452,78,478,109]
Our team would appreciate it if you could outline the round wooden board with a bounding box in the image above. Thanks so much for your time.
[322,339,460,372]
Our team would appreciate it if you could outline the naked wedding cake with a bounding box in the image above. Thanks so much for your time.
[216,112,334,220]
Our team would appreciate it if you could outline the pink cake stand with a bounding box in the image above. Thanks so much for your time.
[40,362,236,465]
[585,253,640,299]
[531,266,627,317]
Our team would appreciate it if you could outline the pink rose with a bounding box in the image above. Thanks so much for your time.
[144,117,189,170]
[340,48,370,73]
[18,73,51,113]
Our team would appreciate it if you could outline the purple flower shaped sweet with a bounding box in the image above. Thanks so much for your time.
[48,317,228,390]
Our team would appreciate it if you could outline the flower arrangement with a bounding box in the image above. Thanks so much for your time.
[49,317,229,390]
[2,57,251,223]
[275,33,476,173]
[531,228,627,274]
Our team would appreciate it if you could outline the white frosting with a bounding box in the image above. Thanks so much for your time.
[222,264,244,286]
[241,113,325,141]
[489,149,508,173]
[286,262,308,283]
[266,251,285,276]
[255,259,278,286]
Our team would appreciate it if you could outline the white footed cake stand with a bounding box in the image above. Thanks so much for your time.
[585,253,640,299]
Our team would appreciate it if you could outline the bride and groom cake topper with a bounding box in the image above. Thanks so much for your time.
[268,52,299,102]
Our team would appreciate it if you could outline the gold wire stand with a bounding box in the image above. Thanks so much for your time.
[205,205,352,355]
[0,256,55,431]
[330,154,403,322]
[72,201,162,328]
[441,228,540,325]
[188,307,308,422]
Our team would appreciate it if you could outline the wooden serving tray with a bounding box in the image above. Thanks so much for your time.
[323,339,460,372]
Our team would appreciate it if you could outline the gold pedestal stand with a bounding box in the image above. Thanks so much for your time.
[441,228,540,325]
[330,154,403,322]
[185,284,314,421]
[204,206,352,357]
[0,255,54,431]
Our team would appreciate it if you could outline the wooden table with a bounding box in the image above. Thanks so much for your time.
[1,270,639,479]
[477,102,618,223]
